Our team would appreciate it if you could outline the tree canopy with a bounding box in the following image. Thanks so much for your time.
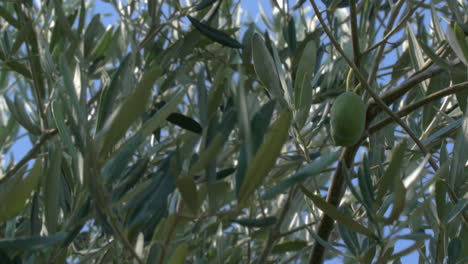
[0,0,467,263]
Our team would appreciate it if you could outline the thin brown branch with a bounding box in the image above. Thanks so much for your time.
[0,129,58,184]
[308,147,359,264]
[349,0,360,70]
[369,81,468,134]
[279,221,317,237]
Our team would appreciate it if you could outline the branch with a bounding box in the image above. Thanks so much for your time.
[369,81,468,134]
[308,147,359,264]
[349,0,360,70]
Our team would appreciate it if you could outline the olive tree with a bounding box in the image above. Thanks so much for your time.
[0,0,467,263]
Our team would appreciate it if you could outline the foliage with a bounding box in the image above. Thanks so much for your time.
[0,0,467,263]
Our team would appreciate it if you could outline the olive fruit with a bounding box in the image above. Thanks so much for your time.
[330,92,366,147]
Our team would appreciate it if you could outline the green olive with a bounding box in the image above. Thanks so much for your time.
[330,92,367,147]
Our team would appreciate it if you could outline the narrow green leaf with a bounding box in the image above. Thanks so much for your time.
[207,67,227,119]
[430,5,445,42]
[251,33,283,99]
[0,232,67,251]
[271,240,308,254]
[376,141,406,203]
[382,169,407,224]
[11,21,33,55]
[216,167,236,180]
[195,0,218,10]
[167,243,189,264]
[337,208,360,256]
[189,134,223,174]
[102,134,143,182]
[59,56,81,119]
[294,40,317,109]
[187,16,243,49]
[358,156,375,210]
[89,26,115,59]
[406,24,427,89]
[44,146,62,233]
[0,159,43,223]
[262,152,340,200]
[454,23,468,63]
[307,225,347,256]
[447,24,468,65]
[166,113,202,134]
[0,6,20,29]
[139,87,187,138]
[4,95,39,135]
[52,100,76,156]
[238,109,292,205]
[99,66,162,157]
[96,55,132,131]
[419,40,464,74]
[236,100,276,194]
[231,217,277,228]
[448,237,461,264]
[13,95,40,135]
[300,185,376,238]
[111,157,149,201]
[196,70,208,126]
[286,17,297,53]
[434,164,449,222]
[445,198,468,224]
[176,176,199,214]
[449,104,468,193]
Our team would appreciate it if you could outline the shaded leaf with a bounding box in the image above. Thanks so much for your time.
[271,240,308,254]
[294,39,317,109]
[99,66,162,157]
[44,146,62,233]
[195,0,218,10]
[300,185,376,238]
[176,176,199,214]
[188,16,243,49]
[0,159,43,223]
[262,152,340,200]
[167,113,202,134]
[238,109,292,205]
[167,243,188,264]
[216,167,236,180]
[448,237,461,264]
[376,141,406,203]
[251,33,283,99]
[445,198,468,224]
[0,232,67,251]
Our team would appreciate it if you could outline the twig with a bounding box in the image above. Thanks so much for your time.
[369,81,468,133]
[1,129,58,183]
[362,2,420,56]
[279,221,317,237]
[366,0,405,86]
